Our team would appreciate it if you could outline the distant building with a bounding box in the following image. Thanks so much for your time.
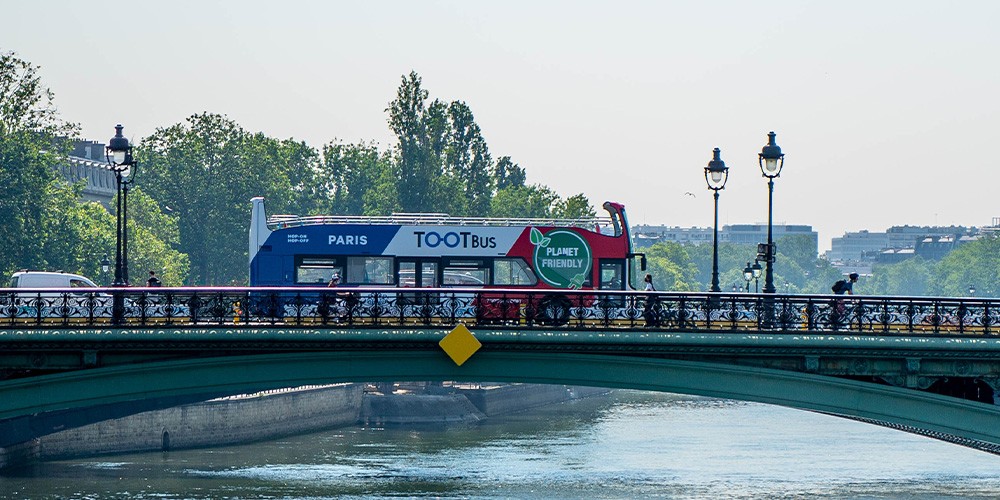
[827,225,975,263]
[632,223,819,256]
[54,140,117,208]
[827,225,982,273]
[980,217,1000,237]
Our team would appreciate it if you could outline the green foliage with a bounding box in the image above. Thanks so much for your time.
[639,234,842,294]
[932,236,1000,297]
[139,113,315,285]
[494,156,526,189]
[555,194,597,219]
[320,141,398,216]
[385,71,593,219]
[641,242,699,291]
[0,51,78,276]
[124,189,190,286]
[490,185,561,218]
[387,72,437,213]
[861,237,1000,297]
[869,258,932,296]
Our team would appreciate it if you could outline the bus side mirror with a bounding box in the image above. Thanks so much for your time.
[640,256,647,271]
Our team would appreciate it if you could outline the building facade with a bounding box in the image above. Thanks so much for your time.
[826,225,977,263]
[54,140,117,208]
[633,223,819,256]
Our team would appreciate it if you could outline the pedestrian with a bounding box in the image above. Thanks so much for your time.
[832,272,859,322]
[843,273,859,295]
[327,274,340,287]
[642,273,657,326]
[146,270,162,287]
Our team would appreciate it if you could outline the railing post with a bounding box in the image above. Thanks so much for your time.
[112,288,124,326]
[985,301,993,336]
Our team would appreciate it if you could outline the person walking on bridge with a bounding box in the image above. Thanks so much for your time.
[642,274,658,327]
[832,273,859,327]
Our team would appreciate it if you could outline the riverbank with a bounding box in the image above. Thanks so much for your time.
[0,383,609,470]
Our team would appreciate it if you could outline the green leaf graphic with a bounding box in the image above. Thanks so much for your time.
[540,237,551,247]
[530,227,543,246]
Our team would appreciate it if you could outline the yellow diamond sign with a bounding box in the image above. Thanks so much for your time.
[439,324,482,366]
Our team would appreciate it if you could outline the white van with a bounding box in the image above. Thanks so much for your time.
[9,271,99,289]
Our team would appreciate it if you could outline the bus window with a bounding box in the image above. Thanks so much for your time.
[599,260,624,290]
[443,259,489,286]
[398,260,438,288]
[421,262,438,287]
[493,258,537,286]
[347,256,394,285]
[296,257,343,285]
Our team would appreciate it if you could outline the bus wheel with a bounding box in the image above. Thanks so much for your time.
[538,295,571,326]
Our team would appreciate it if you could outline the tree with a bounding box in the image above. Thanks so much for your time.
[124,189,190,286]
[320,141,398,215]
[0,51,78,276]
[869,258,932,296]
[641,242,699,291]
[930,236,1000,297]
[490,184,561,218]
[139,113,314,285]
[494,156,526,190]
[387,71,438,213]
[446,101,493,215]
[554,194,596,219]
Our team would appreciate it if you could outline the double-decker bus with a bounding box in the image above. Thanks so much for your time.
[249,197,643,295]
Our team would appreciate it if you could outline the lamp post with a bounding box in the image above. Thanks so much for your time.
[743,262,753,293]
[751,261,762,293]
[758,131,784,294]
[100,255,111,286]
[969,285,976,297]
[106,124,136,287]
[107,125,136,325]
[705,148,729,293]
[732,283,738,293]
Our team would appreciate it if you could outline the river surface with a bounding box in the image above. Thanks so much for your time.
[4,390,1000,499]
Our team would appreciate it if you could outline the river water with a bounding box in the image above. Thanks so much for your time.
[4,390,1000,499]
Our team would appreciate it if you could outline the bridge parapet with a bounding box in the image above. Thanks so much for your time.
[1,287,995,335]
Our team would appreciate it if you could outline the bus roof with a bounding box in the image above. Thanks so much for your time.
[266,213,614,231]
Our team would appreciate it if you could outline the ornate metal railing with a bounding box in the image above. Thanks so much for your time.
[0,287,995,335]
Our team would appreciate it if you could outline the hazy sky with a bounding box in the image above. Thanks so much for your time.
[5,1,999,251]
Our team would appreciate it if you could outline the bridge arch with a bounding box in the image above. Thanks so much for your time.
[3,350,1000,451]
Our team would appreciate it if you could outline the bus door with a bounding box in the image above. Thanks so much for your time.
[397,259,439,305]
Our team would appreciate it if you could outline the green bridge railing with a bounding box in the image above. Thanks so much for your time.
[1,287,994,335]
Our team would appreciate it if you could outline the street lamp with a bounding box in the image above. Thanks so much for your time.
[732,283,738,293]
[751,261,762,293]
[743,262,754,293]
[758,131,784,294]
[100,255,111,286]
[705,148,729,293]
[969,285,976,297]
[106,124,137,287]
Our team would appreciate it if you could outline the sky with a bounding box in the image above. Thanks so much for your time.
[4,1,999,252]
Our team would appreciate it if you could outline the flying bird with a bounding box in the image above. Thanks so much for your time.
[684,192,696,198]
